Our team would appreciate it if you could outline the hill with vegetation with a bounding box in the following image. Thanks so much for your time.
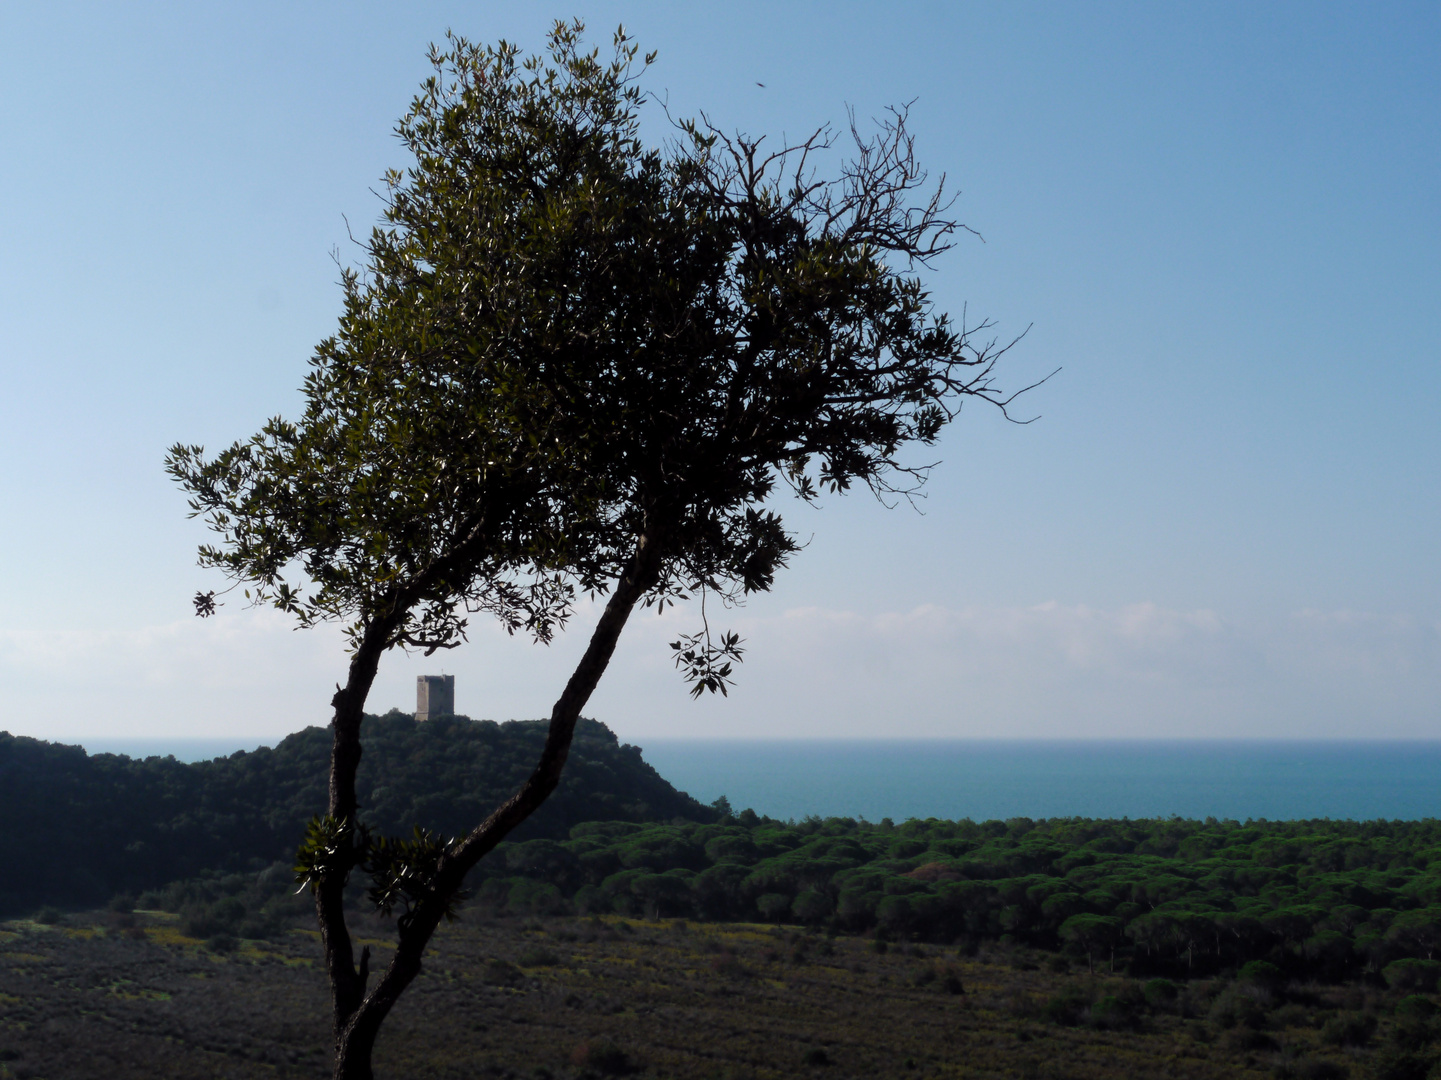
[11,718,1441,993]
[0,714,715,916]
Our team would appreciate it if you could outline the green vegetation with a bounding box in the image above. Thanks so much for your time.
[0,715,712,916]
[11,730,1441,1078]
[460,814,1441,987]
[113,812,1441,995]
[13,716,1441,998]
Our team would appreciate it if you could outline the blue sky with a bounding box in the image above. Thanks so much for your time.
[0,2,1436,741]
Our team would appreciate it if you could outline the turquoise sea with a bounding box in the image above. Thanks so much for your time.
[75,736,1441,823]
[640,740,1441,823]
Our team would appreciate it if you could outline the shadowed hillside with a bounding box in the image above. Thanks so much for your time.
[0,714,715,915]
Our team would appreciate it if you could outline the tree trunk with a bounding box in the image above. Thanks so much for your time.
[329,530,664,1080]
[318,623,390,1074]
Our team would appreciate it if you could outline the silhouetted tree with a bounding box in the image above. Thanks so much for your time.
[168,21,1032,1079]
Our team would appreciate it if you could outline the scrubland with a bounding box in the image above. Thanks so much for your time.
[0,908,1407,1080]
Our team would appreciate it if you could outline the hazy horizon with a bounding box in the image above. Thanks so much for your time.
[42,730,1441,763]
[29,731,1441,823]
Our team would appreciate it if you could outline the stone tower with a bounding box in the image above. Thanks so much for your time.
[416,675,455,721]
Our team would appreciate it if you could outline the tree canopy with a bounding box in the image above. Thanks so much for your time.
[168,22,1034,1079]
[466,813,1441,986]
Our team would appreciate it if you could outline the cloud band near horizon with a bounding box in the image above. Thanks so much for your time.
[3,599,1437,743]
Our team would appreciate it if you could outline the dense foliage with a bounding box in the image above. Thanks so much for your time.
[166,26,1033,1068]
[468,813,1441,986]
[0,716,711,916]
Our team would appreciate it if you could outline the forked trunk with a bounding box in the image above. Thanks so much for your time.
[317,625,389,1076]
[324,531,663,1079]
[334,1023,380,1080]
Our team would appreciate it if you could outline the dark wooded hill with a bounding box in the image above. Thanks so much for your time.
[0,714,714,915]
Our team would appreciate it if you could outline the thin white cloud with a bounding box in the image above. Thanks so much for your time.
[2,600,1437,743]
[0,611,345,738]
[587,599,1441,739]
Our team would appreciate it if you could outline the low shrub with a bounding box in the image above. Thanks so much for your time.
[1209,984,1270,1029]
[756,893,791,922]
[181,896,244,939]
[1270,1003,1312,1029]
[791,889,833,924]
[482,959,523,986]
[570,1039,631,1075]
[1368,1047,1437,1080]
[1395,996,1438,1021]
[1221,1027,1277,1052]
[517,947,561,967]
[237,910,286,941]
[1041,986,1090,1026]
[1318,1012,1376,1048]
[1089,994,1141,1031]
[1272,1057,1349,1080]
[1144,978,1179,1008]
[1239,960,1285,989]
[709,952,747,978]
[1383,959,1441,994]
[1388,1010,1437,1054]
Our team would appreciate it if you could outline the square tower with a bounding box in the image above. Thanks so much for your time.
[416,675,455,721]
